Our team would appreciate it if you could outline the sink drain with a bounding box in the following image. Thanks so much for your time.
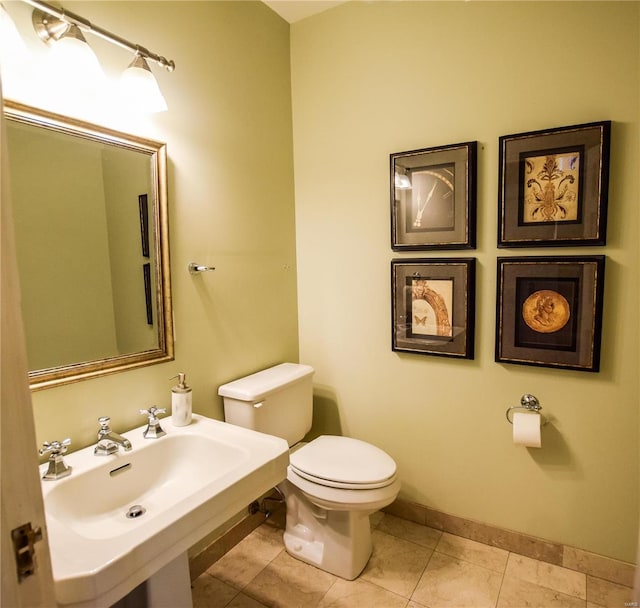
[126,505,146,519]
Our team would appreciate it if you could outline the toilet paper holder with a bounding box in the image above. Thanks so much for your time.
[505,394,549,426]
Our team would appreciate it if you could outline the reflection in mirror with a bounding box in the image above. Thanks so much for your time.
[5,100,173,390]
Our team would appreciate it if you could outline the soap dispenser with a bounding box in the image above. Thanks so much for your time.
[171,373,192,426]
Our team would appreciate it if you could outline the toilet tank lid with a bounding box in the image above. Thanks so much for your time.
[218,363,314,401]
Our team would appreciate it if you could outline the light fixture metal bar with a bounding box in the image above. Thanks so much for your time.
[22,0,175,71]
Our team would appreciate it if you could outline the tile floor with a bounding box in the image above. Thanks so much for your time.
[192,511,634,608]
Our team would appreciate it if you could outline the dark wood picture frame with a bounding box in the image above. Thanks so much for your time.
[391,142,477,250]
[496,256,605,372]
[498,121,610,247]
[391,258,475,359]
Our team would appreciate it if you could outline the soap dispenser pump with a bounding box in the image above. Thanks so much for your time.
[171,373,192,426]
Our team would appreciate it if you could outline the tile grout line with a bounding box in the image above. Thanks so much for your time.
[407,545,435,603]
[494,551,511,608]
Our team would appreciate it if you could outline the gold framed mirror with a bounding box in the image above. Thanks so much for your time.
[4,100,174,390]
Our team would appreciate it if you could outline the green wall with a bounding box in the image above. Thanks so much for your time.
[291,1,639,562]
[4,0,638,565]
[6,1,299,462]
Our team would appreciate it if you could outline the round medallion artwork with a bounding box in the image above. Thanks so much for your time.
[522,290,570,334]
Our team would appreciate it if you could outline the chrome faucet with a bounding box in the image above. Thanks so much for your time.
[94,417,132,455]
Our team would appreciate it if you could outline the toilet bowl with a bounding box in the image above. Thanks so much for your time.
[218,363,401,580]
[279,436,401,579]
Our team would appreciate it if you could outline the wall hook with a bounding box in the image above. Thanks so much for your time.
[188,262,215,274]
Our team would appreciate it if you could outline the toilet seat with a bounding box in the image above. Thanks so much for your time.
[285,467,402,512]
[289,435,397,490]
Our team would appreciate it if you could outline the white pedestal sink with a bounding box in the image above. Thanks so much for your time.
[39,414,289,607]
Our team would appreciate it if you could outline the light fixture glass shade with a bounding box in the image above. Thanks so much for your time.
[394,172,412,190]
[120,54,168,113]
[49,24,103,77]
[0,3,27,68]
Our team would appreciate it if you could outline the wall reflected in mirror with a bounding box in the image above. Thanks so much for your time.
[5,100,173,390]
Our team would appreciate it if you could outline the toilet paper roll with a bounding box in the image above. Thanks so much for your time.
[512,412,541,448]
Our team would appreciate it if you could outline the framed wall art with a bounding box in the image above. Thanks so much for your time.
[498,121,610,247]
[390,141,477,250]
[495,256,605,372]
[391,258,476,359]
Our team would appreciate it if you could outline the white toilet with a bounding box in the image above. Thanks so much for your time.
[218,362,401,580]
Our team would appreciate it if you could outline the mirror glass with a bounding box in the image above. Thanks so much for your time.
[5,100,174,390]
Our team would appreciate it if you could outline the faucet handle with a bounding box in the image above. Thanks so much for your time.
[98,416,111,430]
[139,406,166,420]
[39,438,71,457]
[39,439,72,480]
[140,406,167,439]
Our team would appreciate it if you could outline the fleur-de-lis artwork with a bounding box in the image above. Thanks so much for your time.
[523,153,580,223]
[499,121,608,247]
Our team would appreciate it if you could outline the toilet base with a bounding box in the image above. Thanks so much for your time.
[279,480,374,580]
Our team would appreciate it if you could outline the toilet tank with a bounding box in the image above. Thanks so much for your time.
[218,363,314,447]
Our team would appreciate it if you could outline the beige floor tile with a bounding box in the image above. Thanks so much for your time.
[506,553,587,600]
[436,532,509,573]
[497,576,586,608]
[192,573,240,608]
[208,526,284,589]
[377,513,443,549]
[360,530,432,598]
[244,550,336,608]
[318,578,408,608]
[254,518,286,543]
[412,551,502,608]
[370,510,385,528]
[586,575,634,607]
[199,516,629,608]
[228,593,271,608]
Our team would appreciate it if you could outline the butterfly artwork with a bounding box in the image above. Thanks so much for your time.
[411,279,453,338]
[391,258,475,359]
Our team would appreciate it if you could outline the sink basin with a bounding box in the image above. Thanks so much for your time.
[40,414,289,607]
[46,433,248,541]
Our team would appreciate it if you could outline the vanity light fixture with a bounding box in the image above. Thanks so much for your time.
[44,21,103,80]
[23,0,175,111]
[120,53,168,113]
